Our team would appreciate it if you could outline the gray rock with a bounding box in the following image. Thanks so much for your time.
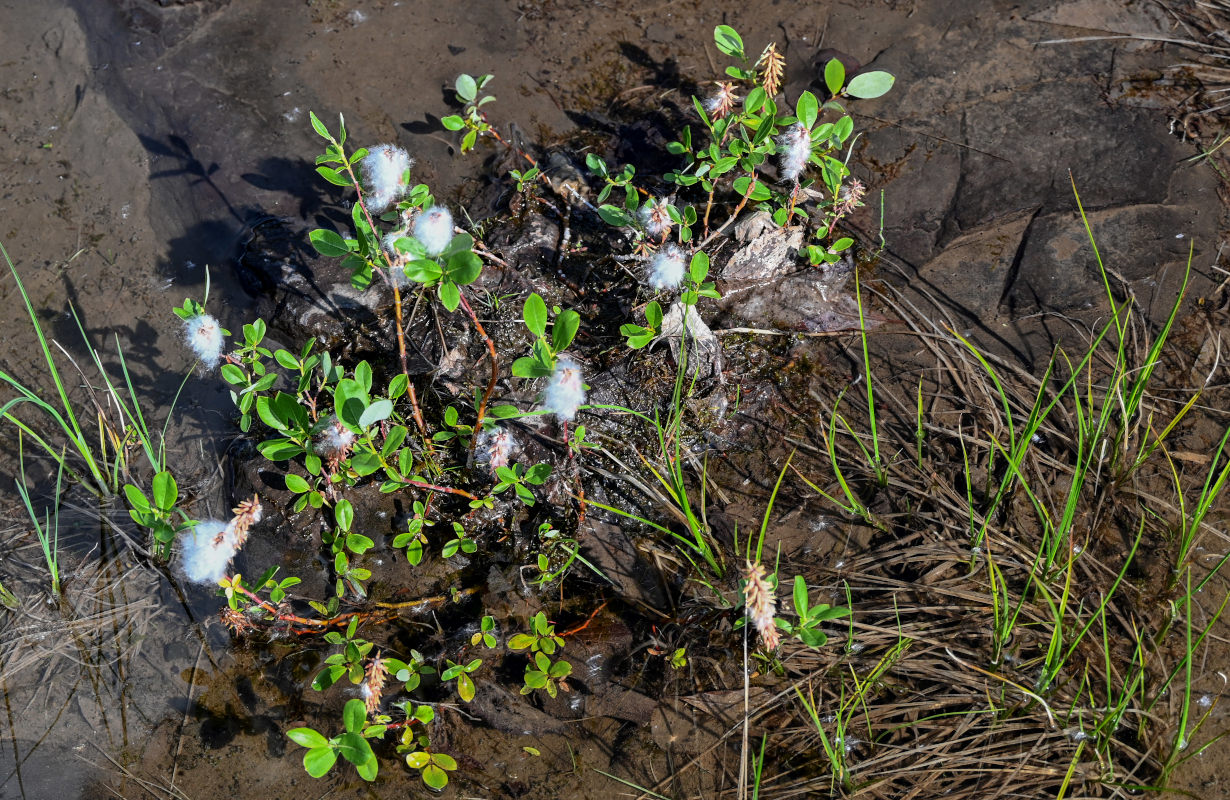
[914,208,1036,317]
[720,215,805,290]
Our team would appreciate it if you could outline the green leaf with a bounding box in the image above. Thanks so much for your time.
[744,86,766,115]
[342,698,366,734]
[219,363,246,385]
[406,751,430,769]
[303,746,337,778]
[309,111,331,140]
[123,484,151,514]
[491,404,520,418]
[714,25,744,59]
[359,398,393,428]
[846,71,895,100]
[798,628,828,648]
[355,754,378,782]
[525,462,553,484]
[287,728,330,749]
[796,90,819,129]
[524,293,548,337]
[598,204,633,227]
[508,633,535,650]
[793,575,809,617]
[811,604,852,622]
[457,672,475,702]
[336,731,374,765]
[151,470,177,511]
[422,763,449,790]
[346,533,375,554]
[354,361,372,393]
[381,425,408,458]
[645,300,663,328]
[456,73,478,102]
[255,396,288,432]
[402,259,440,286]
[552,309,580,352]
[445,251,483,285]
[441,233,475,260]
[315,166,351,187]
[834,115,854,142]
[309,228,350,258]
[312,664,344,690]
[434,753,458,771]
[284,473,310,494]
[824,59,846,96]
[438,280,461,312]
[334,378,368,430]
[441,115,465,131]
[689,251,710,283]
[335,499,354,532]
[273,349,300,370]
[257,438,304,461]
[511,357,543,378]
[732,175,772,202]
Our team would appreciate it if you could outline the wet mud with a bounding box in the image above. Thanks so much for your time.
[2,0,1229,798]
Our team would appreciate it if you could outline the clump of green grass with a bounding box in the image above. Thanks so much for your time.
[0,241,188,500]
[630,187,1230,798]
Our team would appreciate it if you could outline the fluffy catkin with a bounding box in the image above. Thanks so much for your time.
[647,245,687,290]
[413,206,454,256]
[544,356,586,422]
[776,123,812,183]
[183,313,224,370]
[360,144,412,212]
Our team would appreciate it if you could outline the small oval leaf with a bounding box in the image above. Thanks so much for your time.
[846,71,895,100]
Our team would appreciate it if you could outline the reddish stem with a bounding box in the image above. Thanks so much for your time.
[232,584,391,631]
[456,291,499,451]
[561,601,608,638]
[339,159,428,439]
[397,476,477,501]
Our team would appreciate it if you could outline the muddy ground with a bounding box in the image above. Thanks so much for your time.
[1,0,1229,798]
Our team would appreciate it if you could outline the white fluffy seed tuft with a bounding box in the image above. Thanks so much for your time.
[638,202,673,239]
[776,123,812,183]
[184,313,224,370]
[316,416,357,458]
[543,356,586,422]
[476,426,518,472]
[360,144,412,212]
[178,520,237,585]
[413,206,454,256]
[647,245,687,290]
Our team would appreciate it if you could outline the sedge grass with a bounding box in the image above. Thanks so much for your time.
[0,241,184,499]
[15,435,65,596]
[721,200,1230,796]
[0,242,111,496]
[582,181,1227,797]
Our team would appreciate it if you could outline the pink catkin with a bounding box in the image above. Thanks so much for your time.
[743,561,781,650]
